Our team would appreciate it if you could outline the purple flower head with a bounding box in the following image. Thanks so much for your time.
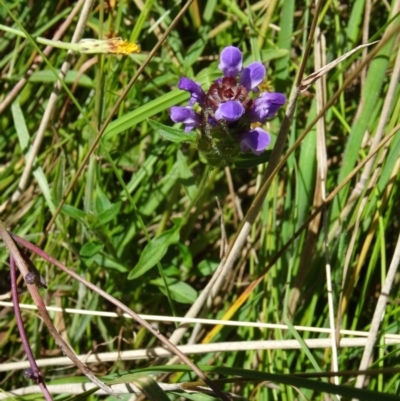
[215,100,245,122]
[169,45,286,165]
[218,47,266,93]
[218,46,242,77]
[250,92,286,123]
[240,62,266,92]
[170,106,201,132]
[239,127,271,155]
[178,77,206,107]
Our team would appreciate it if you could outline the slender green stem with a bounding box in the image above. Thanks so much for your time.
[183,165,212,220]
[36,37,79,50]
[0,23,27,37]
[0,23,81,50]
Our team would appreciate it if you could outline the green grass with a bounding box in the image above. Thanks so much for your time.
[0,0,400,400]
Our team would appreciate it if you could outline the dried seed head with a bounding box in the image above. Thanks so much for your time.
[78,38,140,55]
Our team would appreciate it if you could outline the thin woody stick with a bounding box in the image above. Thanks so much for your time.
[11,233,230,401]
[0,220,117,397]
[10,256,53,401]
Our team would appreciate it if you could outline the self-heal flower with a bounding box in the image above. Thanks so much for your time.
[240,62,266,92]
[218,46,243,77]
[178,77,206,106]
[239,127,271,154]
[250,92,287,123]
[215,100,245,122]
[170,106,201,132]
[169,46,286,166]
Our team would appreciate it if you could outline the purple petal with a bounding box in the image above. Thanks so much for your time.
[178,77,206,106]
[170,106,202,132]
[218,46,243,77]
[239,127,271,154]
[215,100,245,122]
[250,92,286,123]
[240,62,266,92]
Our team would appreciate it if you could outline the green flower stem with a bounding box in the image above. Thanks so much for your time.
[0,23,80,51]
[37,37,80,51]
[0,23,26,38]
[180,165,218,243]
[183,165,212,221]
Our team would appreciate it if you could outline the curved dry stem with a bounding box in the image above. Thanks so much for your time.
[11,233,230,401]
[0,220,117,397]
[10,256,53,401]
[0,338,395,370]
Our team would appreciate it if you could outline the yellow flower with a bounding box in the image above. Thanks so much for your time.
[78,38,140,55]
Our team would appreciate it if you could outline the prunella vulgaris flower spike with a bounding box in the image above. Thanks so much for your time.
[170,46,286,166]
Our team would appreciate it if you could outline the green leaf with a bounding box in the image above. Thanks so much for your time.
[32,167,56,214]
[332,30,395,221]
[0,174,15,191]
[61,204,88,224]
[94,183,112,215]
[128,226,180,279]
[151,278,197,304]
[11,100,30,151]
[346,0,366,44]
[132,375,171,401]
[122,154,158,198]
[261,48,290,61]
[183,37,207,69]
[198,259,219,276]
[92,202,121,228]
[275,0,295,86]
[177,150,197,201]
[244,48,289,64]
[170,393,217,401]
[178,243,193,269]
[11,99,56,213]
[29,70,94,88]
[52,152,66,205]
[148,119,196,143]
[232,150,272,168]
[140,160,180,216]
[61,387,98,400]
[142,72,177,92]
[80,241,103,258]
[72,292,98,343]
[90,253,128,273]
[203,0,217,21]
